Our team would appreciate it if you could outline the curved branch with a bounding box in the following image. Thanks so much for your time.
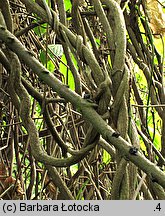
[101,0,126,75]
[0,0,13,32]
[92,0,114,51]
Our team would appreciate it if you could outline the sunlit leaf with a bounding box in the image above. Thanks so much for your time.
[103,150,111,164]
[48,44,63,58]
[64,0,72,11]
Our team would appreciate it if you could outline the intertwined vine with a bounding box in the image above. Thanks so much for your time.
[0,0,165,200]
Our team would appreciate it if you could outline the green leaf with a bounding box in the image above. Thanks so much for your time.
[64,0,72,11]
[33,23,47,36]
[76,179,89,200]
[70,164,78,175]
[40,44,63,72]
[102,149,111,164]
[46,60,54,72]
[48,44,63,58]
[60,54,75,90]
